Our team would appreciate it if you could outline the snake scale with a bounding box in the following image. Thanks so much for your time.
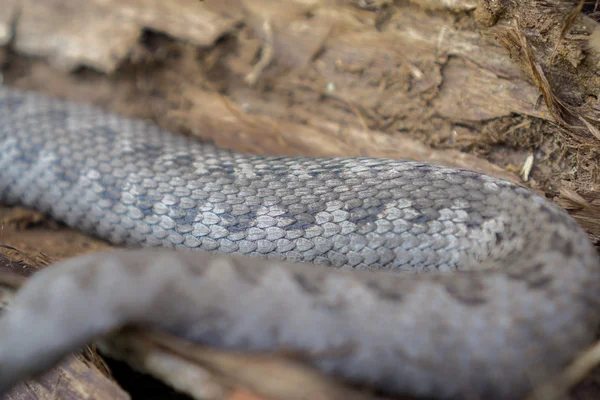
[0,85,598,400]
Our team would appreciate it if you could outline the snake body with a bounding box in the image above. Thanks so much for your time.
[0,86,598,399]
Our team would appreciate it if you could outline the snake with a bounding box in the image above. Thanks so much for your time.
[0,84,598,400]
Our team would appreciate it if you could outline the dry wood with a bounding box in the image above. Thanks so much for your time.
[1,0,600,399]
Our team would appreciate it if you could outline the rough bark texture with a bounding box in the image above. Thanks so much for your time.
[0,0,599,399]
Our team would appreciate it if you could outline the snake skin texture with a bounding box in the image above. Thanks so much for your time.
[0,86,599,400]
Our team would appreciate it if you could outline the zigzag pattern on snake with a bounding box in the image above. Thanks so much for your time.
[0,86,598,400]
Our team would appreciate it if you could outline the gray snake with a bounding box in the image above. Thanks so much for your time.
[0,85,598,400]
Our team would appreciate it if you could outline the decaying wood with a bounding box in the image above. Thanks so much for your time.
[100,329,385,400]
[0,0,244,71]
[2,356,129,400]
[1,0,600,399]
